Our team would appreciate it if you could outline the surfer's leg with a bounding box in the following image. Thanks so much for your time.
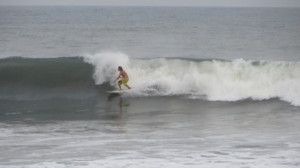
[118,80,122,90]
[124,84,131,89]
[123,79,131,89]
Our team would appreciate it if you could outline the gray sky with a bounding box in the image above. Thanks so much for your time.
[1,0,300,7]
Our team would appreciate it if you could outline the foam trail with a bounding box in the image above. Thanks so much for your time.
[84,52,300,106]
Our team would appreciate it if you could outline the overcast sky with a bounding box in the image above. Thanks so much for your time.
[1,0,300,7]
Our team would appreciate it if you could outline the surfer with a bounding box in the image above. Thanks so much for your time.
[115,66,131,90]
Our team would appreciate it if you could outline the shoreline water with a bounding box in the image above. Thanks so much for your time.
[1,96,300,167]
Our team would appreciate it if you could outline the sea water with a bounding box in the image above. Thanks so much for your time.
[0,6,300,168]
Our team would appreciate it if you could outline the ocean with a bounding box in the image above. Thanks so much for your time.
[0,6,300,168]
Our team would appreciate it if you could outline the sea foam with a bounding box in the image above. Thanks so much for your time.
[84,52,300,106]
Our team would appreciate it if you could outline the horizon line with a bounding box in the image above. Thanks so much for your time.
[1,4,300,8]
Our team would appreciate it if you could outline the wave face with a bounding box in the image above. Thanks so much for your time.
[84,52,300,106]
[0,57,94,88]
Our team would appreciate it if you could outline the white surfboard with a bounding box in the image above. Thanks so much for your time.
[107,90,125,95]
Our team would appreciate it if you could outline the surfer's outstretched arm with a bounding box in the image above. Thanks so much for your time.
[115,74,121,82]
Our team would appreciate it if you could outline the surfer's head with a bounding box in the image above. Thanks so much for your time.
[118,66,123,71]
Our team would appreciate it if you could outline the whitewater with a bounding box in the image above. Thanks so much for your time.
[84,52,300,106]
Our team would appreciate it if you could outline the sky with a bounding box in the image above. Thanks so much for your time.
[1,0,300,7]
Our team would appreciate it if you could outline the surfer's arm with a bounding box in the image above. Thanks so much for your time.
[114,74,121,82]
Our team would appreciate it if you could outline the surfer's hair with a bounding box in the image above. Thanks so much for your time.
[118,66,123,71]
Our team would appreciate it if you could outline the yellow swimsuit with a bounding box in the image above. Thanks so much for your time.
[121,78,129,85]
[119,71,129,85]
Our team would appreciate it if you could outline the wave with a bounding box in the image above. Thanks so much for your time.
[1,52,300,106]
[0,57,94,88]
[84,52,300,106]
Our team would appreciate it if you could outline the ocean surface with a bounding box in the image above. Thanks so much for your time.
[0,6,300,168]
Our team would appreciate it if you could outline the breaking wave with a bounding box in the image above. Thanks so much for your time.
[0,52,300,106]
[84,52,300,106]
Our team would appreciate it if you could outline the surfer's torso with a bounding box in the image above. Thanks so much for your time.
[120,70,129,80]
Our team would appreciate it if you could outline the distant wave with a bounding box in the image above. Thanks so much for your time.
[84,52,300,106]
[0,52,300,106]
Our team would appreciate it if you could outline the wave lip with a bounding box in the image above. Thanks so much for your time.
[83,52,300,106]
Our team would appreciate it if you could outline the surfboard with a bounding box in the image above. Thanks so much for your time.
[107,90,125,95]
